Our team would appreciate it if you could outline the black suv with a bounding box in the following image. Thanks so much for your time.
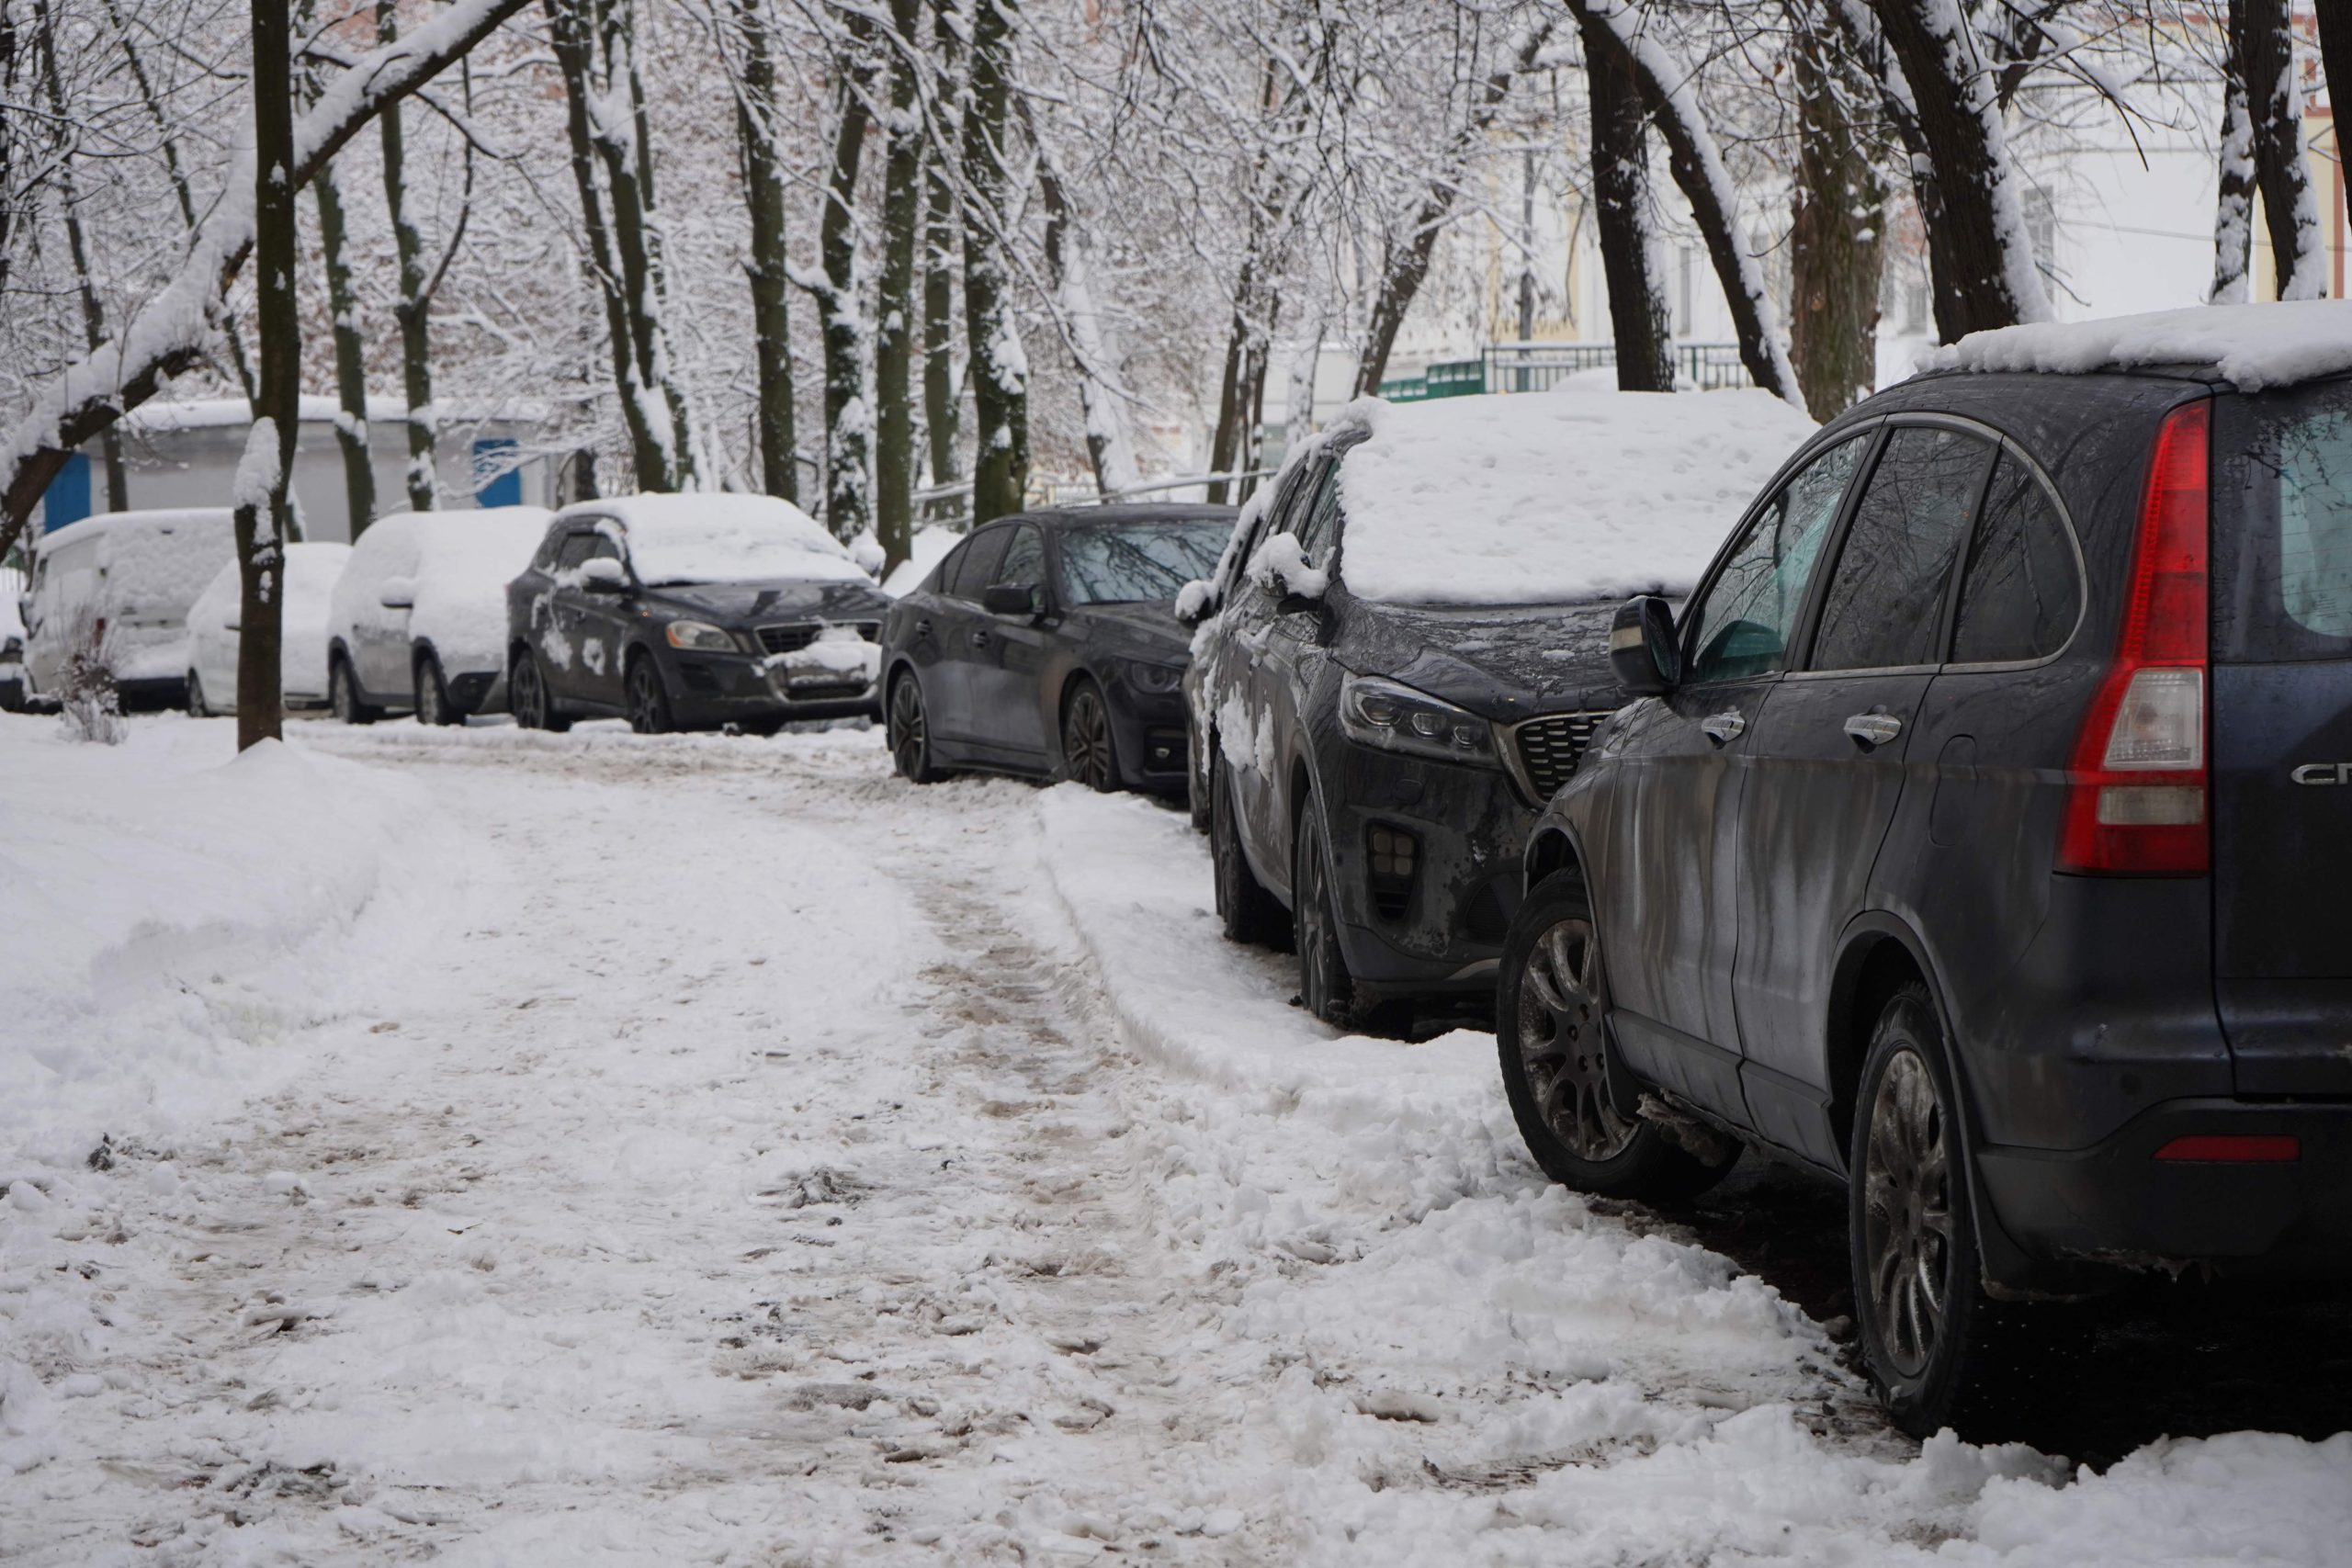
[1501,354,2352,1434]
[1182,430,1634,1026]
[505,497,893,734]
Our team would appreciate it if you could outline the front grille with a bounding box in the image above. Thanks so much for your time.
[1511,709,1613,802]
[757,620,880,656]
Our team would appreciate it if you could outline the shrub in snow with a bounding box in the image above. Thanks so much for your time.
[54,600,124,746]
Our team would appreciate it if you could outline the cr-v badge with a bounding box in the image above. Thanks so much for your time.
[2290,762,2352,785]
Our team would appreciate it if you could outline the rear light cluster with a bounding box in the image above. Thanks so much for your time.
[2059,400,2211,874]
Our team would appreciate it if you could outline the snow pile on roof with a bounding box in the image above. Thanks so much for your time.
[0,721,447,1168]
[36,509,236,682]
[1927,299,2352,390]
[404,508,554,670]
[1335,386,1817,606]
[570,493,873,588]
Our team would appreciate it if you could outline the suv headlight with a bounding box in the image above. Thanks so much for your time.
[1125,660,1183,695]
[1339,672,1498,766]
[665,619,738,652]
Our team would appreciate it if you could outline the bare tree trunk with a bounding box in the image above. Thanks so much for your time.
[1568,0,1799,404]
[1350,23,1553,398]
[1583,12,1672,391]
[2242,0,2324,301]
[1824,0,1963,342]
[2211,17,2256,305]
[1204,277,1254,505]
[875,0,924,568]
[961,0,1026,525]
[0,0,535,554]
[817,28,874,539]
[734,0,797,503]
[32,0,129,513]
[316,158,378,536]
[379,0,438,509]
[922,6,961,491]
[2318,2,2352,167]
[1030,112,1142,498]
[1788,6,1883,417]
[596,0,694,488]
[239,0,299,750]
[1862,0,2049,337]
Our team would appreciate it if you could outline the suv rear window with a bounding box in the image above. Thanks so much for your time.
[2216,380,2352,662]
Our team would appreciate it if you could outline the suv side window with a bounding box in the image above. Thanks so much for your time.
[1809,425,1994,671]
[945,526,1011,600]
[1293,460,1344,568]
[1684,434,1868,683]
[991,525,1046,591]
[556,532,603,571]
[1951,452,2080,663]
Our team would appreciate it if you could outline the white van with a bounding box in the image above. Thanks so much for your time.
[21,509,236,708]
[184,541,355,716]
[325,508,551,723]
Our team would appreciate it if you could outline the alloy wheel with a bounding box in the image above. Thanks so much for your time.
[415,660,446,726]
[513,657,543,728]
[628,660,671,735]
[889,677,928,779]
[1514,916,1637,1162]
[1064,686,1113,790]
[1295,812,1347,1020]
[331,661,358,724]
[187,672,209,718]
[1860,1046,1953,1379]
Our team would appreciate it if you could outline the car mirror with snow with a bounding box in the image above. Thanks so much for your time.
[378,578,417,611]
[983,583,1043,618]
[578,558,628,593]
[1609,593,1680,696]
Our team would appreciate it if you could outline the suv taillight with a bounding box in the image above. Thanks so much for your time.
[2059,399,2211,874]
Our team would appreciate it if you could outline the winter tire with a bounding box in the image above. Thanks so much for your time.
[626,653,674,735]
[329,655,379,725]
[1061,680,1116,792]
[1293,804,1355,1025]
[888,671,942,783]
[186,671,212,718]
[1211,750,1288,949]
[510,649,571,733]
[1498,872,1736,1200]
[1849,981,1995,1438]
[413,651,461,727]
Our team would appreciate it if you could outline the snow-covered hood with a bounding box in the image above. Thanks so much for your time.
[1340,595,1621,722]
[1062,601,1191,662]
[647,578,894,627]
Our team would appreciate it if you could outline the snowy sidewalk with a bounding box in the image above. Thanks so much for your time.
[2,718,2347,1564]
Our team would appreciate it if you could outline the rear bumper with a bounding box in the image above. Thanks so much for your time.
[1979,1099,2352,1278]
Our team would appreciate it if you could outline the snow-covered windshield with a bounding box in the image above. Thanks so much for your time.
[591,496,873,588]
[1057,522,1230,605]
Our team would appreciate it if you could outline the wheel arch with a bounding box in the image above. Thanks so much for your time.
[1524,820,1588,894]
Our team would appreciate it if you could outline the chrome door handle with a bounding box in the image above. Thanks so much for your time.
[1700,710,1746,744]
[970,629,992,646]
[913,618,931,636]
[1844,711,1903,747]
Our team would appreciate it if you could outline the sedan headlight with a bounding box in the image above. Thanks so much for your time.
[1125,660,1184,695]
[665,619,738,652]
[1339,671,1498,766]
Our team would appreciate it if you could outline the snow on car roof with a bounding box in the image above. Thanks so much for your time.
[562,492,873,587]
[1924,299,2352,390]
[1332,383,1818,607]
[33,507,234,556]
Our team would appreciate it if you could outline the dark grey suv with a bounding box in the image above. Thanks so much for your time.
[1502,344,2352,1435]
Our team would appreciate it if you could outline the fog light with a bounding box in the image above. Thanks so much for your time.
[2098,785,2202,826]
[2154,1134,2299,1163]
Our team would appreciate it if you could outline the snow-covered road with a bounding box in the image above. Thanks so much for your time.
[5,719,2348,1565]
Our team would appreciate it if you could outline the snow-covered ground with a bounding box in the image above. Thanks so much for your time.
[3,716,2348,1564]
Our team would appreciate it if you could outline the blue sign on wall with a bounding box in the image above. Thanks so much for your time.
[473,438,522,508]
[44,452,92,532]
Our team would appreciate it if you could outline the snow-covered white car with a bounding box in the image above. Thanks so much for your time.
[326,508,553,725]
[21,508,236,710]
[183,541,354,716]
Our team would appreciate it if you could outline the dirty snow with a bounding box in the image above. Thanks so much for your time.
[1335,387,1816,606]
[3,720,2348,1564]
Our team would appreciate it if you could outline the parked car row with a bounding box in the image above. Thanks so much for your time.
[889,308,2348,1441]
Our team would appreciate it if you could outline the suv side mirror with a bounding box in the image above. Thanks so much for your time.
[1610,594,1680,696]
[982,583,1043,618]
[378,576,417,611]
[579,557,628,593]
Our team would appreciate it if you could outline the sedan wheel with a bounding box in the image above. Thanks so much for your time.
[1293,806,1354,1025]
[1061,682,1116,792]
[626,656,673,735]
[330,658,376,726]
[511,651,571,733]
[186,671,211,718]
[1514,915,1637,1163]
[888,674,941,783]
[413,653,458,727]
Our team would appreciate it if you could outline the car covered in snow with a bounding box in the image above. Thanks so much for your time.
[878,503,1236,792]
[20,508,236,711]
[184,541,354,716]
[1181,383,1816,1026]
[326,507,554,725]
[503,494,892,734]
[1506,300,2352,1437]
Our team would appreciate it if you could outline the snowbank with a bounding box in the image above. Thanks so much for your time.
[568,492,874,588]
[1335,386,1817,605]
[882,525,960,595]
[0,718,455,1168]
[1928,299,2352,390]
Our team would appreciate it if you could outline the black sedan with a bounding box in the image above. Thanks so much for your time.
[505,494,895,734]
[879,504,1235,792]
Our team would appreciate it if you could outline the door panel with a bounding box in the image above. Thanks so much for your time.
[965,525,1053,760]
[926,525,1011,742]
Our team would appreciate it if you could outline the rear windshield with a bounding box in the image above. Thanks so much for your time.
[2216,378,2352,663]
